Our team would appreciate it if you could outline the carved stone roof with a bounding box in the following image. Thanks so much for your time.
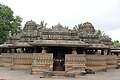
[82,22,93,27]
[1,20,113,49]
[80,22,95,34]
[111,49,120,52]
[10,42,31,47]
[89,43,109,48]
[25,20,36,26]
[29,40,90,47]
[0,43,13,48]
[23,20,37,31]
[51,23,69,32]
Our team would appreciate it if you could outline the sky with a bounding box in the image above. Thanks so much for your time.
[0,0,120,41]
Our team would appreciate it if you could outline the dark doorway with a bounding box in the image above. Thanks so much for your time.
[52,47,65,71]
[53,52,65,71]
[48,46,72,71]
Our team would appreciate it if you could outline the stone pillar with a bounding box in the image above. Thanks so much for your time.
[107,49,111,55]
[109,50,111,55]
[85,49,87,54]
[72,48,77,55]
[104,49,108,55]
[14,48,17,53]
[7,48,10,53]
[95,49,97,54]
[83,51,85,54]
[96,50,101,55]
[41,47,47,54]
[91,50,94,54]
[34,47,37,53]
[101,50,104,55]
[82,48,86,54]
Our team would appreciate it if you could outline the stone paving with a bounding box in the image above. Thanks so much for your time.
[0,67,120,80]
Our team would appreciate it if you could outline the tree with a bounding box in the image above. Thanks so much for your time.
[96,29,112,42]
[0,4,22,44]
[38,20,47,30]
[96,29,106,36]
[112,40,120,48]
[73,23,82,32]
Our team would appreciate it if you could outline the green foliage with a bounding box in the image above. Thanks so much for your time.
[0,4,22,44]
[112,40,120,48]
[38,20,47,30]
[96,29,106,36]
[73,23,82,32]
[96,29,112,42]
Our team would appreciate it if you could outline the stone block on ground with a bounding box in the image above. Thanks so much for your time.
[80,71,86,76]
[43,71,52,77]
[85,69,95,74]
[65,72,76,78]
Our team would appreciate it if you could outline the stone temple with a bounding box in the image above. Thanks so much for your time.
[0,20,119,76]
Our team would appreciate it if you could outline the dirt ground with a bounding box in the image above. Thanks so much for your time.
[0,67,120,80]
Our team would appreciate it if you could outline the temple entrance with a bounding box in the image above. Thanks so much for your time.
[53,52,65,71]
[52,47,66,71]
[48,46,72,71]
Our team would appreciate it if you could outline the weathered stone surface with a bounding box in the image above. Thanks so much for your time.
[65,72,76,78]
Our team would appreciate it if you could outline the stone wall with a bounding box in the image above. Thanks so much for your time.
[106,55,118,68]
[0,53,13,67]
[65,54,86,72]
[11,53,33,70]
[85,55,107,71]
[0,53,118,75]
[31,53,53,74]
